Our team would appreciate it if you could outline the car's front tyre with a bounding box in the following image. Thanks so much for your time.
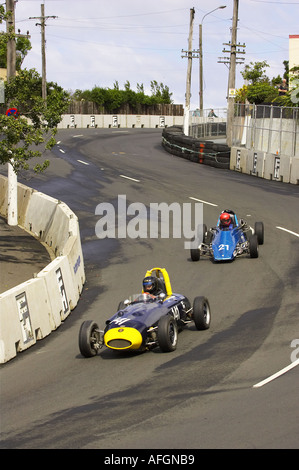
[255,222,264,245]
[79,320,101,357]
[158,315,178,352]
[249,234,259,258]
[193,296,211,330]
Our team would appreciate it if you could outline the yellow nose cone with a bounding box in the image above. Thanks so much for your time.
[104,327,143,350]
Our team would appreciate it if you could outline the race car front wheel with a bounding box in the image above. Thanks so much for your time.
[255,222,264,245]
[193,296,211,330]
[249,234,259,258]
[79,320,101,357]
[158,315,178,352]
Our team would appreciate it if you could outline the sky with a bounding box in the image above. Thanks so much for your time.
[2,0,299,110]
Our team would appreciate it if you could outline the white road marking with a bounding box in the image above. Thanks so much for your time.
[253,358,299,388]
[276,226,299,238]
[189,196,218,207]
[77,159,89,165]
[73,134,84,138]
[119,174,140,182]
[59,149,65,153]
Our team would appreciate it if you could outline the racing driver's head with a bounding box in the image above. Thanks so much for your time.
[220,212,232,227]
[142,276,158,295]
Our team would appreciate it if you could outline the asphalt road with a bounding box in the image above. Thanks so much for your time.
[0,217,52,294]
[0,128,299,450]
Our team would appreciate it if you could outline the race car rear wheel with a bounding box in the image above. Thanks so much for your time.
[249,234,259,258]
[158,315,178,352]
[255,222,264,245]
[190,247,200,261]
[79,320,101,357]
[193,296,211,330]
[190,224,207,261]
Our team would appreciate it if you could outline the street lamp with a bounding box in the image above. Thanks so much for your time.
[199,5,226,114]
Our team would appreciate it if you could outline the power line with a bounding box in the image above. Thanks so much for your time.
[250,1,299,3]
[53,8,189,20]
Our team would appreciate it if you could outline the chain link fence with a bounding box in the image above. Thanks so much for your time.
[232,103,299,158]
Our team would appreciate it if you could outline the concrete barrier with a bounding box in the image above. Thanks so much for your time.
[230,147,266,176]
[263,153,292,183]
[0,278,53,362]
[58,114,184,130]
[37,256,76,327]
[290,158,299,185]
[230,146,299,184]
[0,175,85,363]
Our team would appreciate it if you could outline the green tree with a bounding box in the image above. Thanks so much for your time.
[90,86,107,107]
[0,33,32,70]
[71,80,174,109]
[237,61,278,104]
[241,60,270,84]
[246,82,278,104]
[0,5,32,71]
[0,68,70,173]
[136,83,144,94]
[150,80,173,104]
[237,60,298,107]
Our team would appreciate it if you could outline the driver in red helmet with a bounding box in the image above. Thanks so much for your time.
[219,212,233,229]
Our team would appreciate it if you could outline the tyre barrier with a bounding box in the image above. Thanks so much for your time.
[0,175,86,363]
[162,126,231,169]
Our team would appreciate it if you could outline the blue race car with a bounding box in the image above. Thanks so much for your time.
[79,267,211,356]
[190,209,264,262]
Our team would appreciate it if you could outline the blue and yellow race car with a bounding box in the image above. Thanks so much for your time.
[190,209,264,262]
[79,267,211,357]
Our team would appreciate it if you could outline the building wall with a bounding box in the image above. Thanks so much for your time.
[289,35,299,79]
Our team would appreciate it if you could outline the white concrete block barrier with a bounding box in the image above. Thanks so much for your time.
[263,153,292,183]
[37,256,79,326]
[230,147,250,173]
[58,114,184,129]
[290,158,299,185]
[230,148,266,177]
[0,175,86,363]
[23,192,72,256]
[0,278,53,363]
[230,147,299,184]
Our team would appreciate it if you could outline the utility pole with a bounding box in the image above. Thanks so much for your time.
[29,4,57,100]
[181,8,195,136]
[218,41,245,100]
[6,0,16,80]
[226,0,239,147]
[6,0,17,226]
